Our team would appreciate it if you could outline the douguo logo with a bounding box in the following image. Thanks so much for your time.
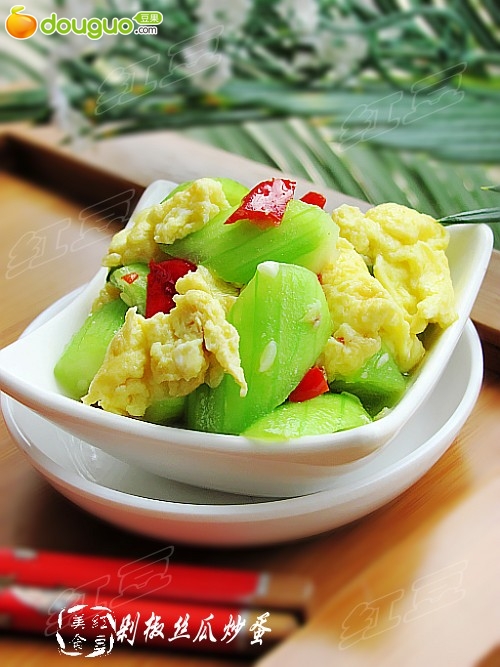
[5,7,162,40]
[5,5,37,39]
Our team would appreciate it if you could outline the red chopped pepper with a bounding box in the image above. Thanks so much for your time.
[121,272,139,285]
[225,178,296,228]
[289,366,329,403]
[145,258,197,318]
[300,191,327,208]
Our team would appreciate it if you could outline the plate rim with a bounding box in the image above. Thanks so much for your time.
[1,320,483,522]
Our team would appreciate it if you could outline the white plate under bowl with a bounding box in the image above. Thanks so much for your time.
[0,180,493,497]
[1,321,483,547]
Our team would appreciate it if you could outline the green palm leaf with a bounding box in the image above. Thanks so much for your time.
[183,118,500,248]
[1,0,499,248]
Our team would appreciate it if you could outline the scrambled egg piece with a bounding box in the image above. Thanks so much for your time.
[102,178,229,268]
[332,203,457,334]
[176,265,239,315]
[319,237,424,378]
[83,271,246,417]
[103,207,165,268]
[153,178,229,245]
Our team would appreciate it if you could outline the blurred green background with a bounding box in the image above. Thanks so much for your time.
[1,0,500,246]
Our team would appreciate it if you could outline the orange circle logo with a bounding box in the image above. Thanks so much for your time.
[5,5,37,39]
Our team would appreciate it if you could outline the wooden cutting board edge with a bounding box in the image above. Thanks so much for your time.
[2,122,498,355]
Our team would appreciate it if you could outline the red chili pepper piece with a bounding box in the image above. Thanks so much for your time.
[145,259,197,318]
[225,178,296,228]
[288,366,329,403]
[300,191,327,208]
[121,272,139,285]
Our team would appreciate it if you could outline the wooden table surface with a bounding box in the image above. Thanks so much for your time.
[0,124,499,666]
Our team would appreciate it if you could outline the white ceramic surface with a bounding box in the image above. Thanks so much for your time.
[0,179,493,496]
[1,321,483,547]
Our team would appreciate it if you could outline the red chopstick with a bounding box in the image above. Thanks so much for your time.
[0,548,312,619]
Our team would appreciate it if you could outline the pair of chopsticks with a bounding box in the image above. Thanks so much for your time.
[0,547,313,655]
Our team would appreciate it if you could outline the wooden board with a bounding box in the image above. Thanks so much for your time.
[4,124,499,352]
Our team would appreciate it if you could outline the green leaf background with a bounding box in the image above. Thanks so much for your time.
[1,0,499,246]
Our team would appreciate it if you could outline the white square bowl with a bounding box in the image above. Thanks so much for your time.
[0,180,493,497]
